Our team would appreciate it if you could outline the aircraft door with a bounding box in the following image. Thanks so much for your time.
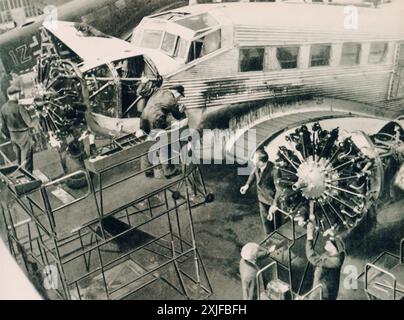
[390,43,404,99]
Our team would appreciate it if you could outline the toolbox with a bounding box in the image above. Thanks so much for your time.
[0,165,42,196]
[85,133,153,173]
[266,279,292,300]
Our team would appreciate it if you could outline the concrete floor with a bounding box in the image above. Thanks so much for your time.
[193,164,404,300]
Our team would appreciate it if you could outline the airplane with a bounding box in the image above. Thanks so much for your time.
[35,20,162,137]
[0,0,186,75]
[25,0,404,142]
[128,0,404,129]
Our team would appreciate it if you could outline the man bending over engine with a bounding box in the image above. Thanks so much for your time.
[140,85,186,179]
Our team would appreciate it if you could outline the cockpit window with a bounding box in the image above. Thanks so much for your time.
[188,29,221,63]
[161,32,177,55]
[176,13,218,31]
[151,12,190,21]
[140,30,163,49]
[174,37,189,59]
[203,29,221,55]
[114,57,145,79]
[135,27,189,60]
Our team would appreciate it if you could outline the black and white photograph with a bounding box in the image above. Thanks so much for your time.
[0,0,403,306]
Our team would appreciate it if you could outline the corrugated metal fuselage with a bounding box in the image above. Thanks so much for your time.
[155,22,404,129]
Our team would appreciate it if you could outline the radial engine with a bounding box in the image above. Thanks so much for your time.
[273,118,404,234]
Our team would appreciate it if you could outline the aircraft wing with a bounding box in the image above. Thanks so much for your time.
[43,21,139,69]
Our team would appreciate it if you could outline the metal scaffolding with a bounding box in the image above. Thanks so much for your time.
[0,136,214,300]
[364,238,404,300]
[256,207,320,299]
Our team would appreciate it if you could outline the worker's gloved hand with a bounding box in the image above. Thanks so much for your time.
[48,132,61,149]
[108,131,118,138]
[267,245,276,255]
[256,245,275,258]
[294,215,307,227]
[78,130,91,142]
[178,103,186,113]
[240,184,249,195]
[140,76,149,84]
[34,110,41,119]
[267,206,277,221]
[323,227,336,238]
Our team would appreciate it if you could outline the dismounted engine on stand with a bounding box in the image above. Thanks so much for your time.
[273,118,404,235]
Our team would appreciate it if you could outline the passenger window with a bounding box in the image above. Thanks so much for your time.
[140,30,163,49]
[239,48,265,72]
[310,44,331,67]
[341,43,361,65]
[276,47,299,69]
[369,42,388,64]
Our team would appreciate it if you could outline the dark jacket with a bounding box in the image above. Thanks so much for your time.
[246,162,279,205]
[140,89,183,133]
[306,240,345,300]
[0,100,32,138]
[11,75,24,93]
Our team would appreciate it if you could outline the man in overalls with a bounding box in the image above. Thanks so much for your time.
[0,86,35,172]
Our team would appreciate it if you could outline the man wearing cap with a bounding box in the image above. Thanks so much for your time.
[10,71,24,97]
[306,222,345,300]
[140,85,185,134]
[140,85,186,178]
[239,242,276,300]
[0,86,35,172]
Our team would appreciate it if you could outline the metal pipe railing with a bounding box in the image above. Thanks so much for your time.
[365,263,397,300]
[63,198,187,264]
[1,129,211,300]
[256,261,277,300]
[298,284,323,300]
[0,141,13,165]
[42,170,92,213]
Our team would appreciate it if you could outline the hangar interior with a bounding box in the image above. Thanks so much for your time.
[0,0,403,301]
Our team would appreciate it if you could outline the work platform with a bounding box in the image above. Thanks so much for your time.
[0,110,403,300]
[364,239,404,300]
[0,134,214,300]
